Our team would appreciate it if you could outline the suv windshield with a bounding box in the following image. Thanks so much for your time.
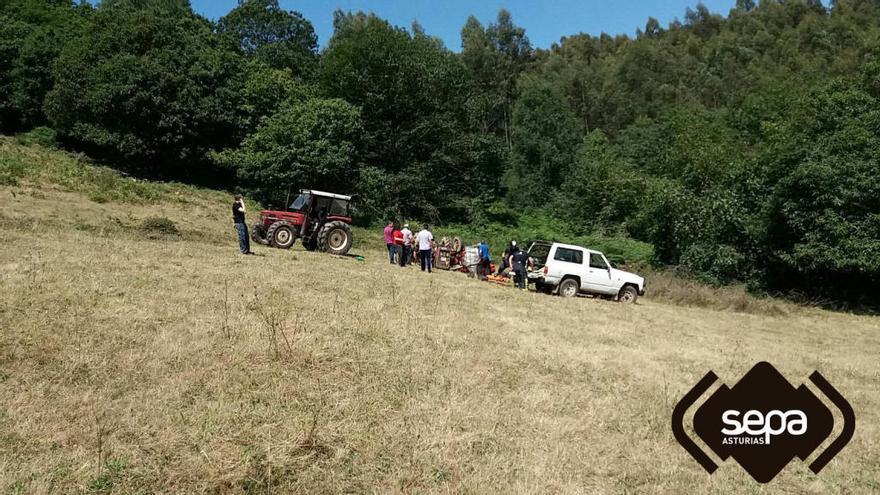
[290,193,310,211]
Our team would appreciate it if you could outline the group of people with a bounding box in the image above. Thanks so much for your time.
[384,222,437,272]
[383,221,534,290]
[232,196,532,289]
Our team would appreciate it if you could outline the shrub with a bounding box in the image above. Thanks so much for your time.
[140,216,179,238]
[14,126,57,148]
[430,213,654,266]
[0,154,29,185]
[679,243,745,285]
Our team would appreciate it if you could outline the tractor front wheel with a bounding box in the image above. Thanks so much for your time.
[267,221,296,249]
[251,223,270,245]
[318,221,353,255]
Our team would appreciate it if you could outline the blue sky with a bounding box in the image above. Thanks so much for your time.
[192,0,739,51]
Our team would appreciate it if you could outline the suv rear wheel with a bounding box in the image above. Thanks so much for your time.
[558,278,579,298]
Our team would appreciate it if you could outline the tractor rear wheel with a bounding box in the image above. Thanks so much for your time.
[267,221,296,249]
[452,236,463,252]
[318,221,353,255]
[251,223,270,245]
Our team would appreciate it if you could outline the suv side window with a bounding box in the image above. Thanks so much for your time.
[553,247,584,264]
[589,253,608,270]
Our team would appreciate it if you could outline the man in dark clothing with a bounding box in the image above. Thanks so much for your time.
[232,195,251,255]
[509,245,531,290]
[496,240,517,274]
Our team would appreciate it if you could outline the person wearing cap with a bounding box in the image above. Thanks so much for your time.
[496,240,517,274]
[509,244,532,290]
[400,223,413,267]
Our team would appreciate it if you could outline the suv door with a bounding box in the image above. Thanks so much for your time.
[584,252,616,294]
[550,246,588,289]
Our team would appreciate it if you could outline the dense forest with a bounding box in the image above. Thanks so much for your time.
[2,0,879,306]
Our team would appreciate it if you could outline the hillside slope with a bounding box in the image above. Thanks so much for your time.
[1,140,878,494]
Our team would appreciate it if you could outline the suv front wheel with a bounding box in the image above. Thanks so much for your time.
[558,278,579,298]
[618,285,639,303]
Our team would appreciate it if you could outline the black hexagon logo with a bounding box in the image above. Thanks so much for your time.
[672,362,855,483]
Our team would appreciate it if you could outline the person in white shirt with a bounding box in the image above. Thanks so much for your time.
[399,223,413,267]
[415,224,434,273]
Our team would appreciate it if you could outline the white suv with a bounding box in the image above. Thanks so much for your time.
[527,241,646,303]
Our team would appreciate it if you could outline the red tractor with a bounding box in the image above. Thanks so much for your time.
[251,189,354,256]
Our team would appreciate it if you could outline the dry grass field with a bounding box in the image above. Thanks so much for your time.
[1,139,879,494]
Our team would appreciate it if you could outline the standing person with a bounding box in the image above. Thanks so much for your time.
[232,195,251,255]
[383,222,395,264]
[393,225,404,265]
[400,223,413,267]
[496,240,517,274]
[416,223,434,273]
[478,239,491,280]
[509,244,531,290]
[411,231,420,266]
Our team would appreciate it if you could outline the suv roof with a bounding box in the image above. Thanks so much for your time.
[531,240,602,255]
[302,189,351,201]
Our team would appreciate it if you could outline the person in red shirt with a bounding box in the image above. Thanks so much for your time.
[383,222,395,264]
[392,226,404,266]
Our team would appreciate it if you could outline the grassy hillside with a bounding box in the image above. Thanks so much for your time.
[1,139,878,493]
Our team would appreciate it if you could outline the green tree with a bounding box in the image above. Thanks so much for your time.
[321,11,498,221]
[0,1,87,132]
[44,2,248,177]
[217,0,318,79]
[215,98,362,201]
[506,75,582,202]
[238,61,315,128]
[99,0,192,11]
[736,0,756,12]
[460,9,533,150]
[763,77,880,303]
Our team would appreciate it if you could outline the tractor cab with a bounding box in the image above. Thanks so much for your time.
[252,189,354,255]
[290,190,352,221]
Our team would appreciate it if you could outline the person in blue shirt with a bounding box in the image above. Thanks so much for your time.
[478,240,491,280]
